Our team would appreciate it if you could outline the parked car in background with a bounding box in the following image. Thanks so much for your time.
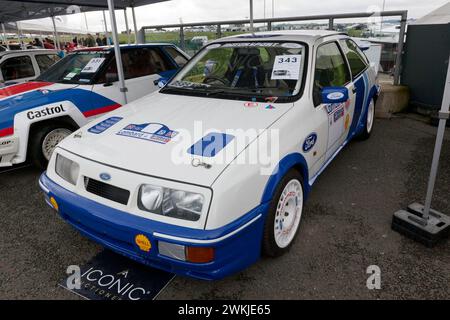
[0,44,189,168]
[190,36,208,47]
[39,31,379,280]
[0,49,60,87]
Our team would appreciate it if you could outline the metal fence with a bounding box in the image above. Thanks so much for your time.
[139,10,408,85]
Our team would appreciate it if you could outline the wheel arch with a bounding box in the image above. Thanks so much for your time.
[260,152,311,205]
[26,115,79,156]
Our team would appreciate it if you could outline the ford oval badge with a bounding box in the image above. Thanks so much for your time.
[303,133,317,153]
[99,173,111,181]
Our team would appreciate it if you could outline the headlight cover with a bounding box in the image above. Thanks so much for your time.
[138,184,205,221]
[55,154,80,185]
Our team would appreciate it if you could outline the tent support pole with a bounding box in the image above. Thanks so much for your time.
[393,11,407,85]
[102,10,110,45]
[124,9,130,45]
[1,23,9,50]
[51,16,60,50]
[16,22,24,49]
[422,55,450,221]
[131,6,138,44]
[107,0,128,105]
[249,0,254,33]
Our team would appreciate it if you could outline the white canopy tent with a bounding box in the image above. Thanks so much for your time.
[0,0,169,103]
[4,20,88,35]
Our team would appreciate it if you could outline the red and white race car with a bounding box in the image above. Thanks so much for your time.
[0,44,188,168]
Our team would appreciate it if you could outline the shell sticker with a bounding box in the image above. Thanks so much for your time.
[345,114,351,130]
[135,234,152,252]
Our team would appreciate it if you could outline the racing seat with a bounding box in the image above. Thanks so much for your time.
[226,48,265,88]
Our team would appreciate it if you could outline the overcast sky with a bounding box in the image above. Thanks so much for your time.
[41,0,450,33]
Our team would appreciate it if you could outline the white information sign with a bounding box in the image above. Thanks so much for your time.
[81,58,106,73]
[271,55,302,80]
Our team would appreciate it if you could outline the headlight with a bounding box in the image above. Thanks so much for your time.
[55,154,79,185]
[138,184,205,221]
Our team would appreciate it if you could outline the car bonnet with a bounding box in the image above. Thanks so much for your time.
[58,92,293,187]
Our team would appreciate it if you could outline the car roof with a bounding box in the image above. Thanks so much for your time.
[74,43,177,52]
[214,30,348,44]
[0,48,58,57]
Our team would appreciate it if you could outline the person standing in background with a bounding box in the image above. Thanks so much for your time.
[43,38,55,49]
[95,33,102,46]
[34,38,43,48]
[86,34,96,47]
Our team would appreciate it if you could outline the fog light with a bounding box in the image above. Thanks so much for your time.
[50,197,59,211]
[186,246,214,263]
[158,241,186,261]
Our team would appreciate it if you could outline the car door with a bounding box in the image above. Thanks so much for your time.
[0,54,36,85]
[92,47,177,103]
[339,39,370,137]
[312,41,355,161]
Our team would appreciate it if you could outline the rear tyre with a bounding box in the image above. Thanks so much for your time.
[29,123,73,169]
[262,169,304,257]
[357,98,375,140]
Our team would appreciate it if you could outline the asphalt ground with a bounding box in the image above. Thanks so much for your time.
[0,114,449,299]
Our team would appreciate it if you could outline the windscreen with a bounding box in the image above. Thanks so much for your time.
[37,51,110,84]
[163,42,306,102]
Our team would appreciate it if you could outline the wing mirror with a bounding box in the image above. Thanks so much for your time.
[104,73,118,87]
[154,77,169,88]
[321,87,349,104]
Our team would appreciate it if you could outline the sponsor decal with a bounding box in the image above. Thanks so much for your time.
[188,132,235,157]
[265,96,278,103]
[345,114,351,130]
[222,42,279,47]
[117,123,179,144]
[88,117,123,134]
[135,234,151,252]
[345,99,351,110]
[302,133,317,153]
[265,105,276,110]
[60,250,174,300]
[0,139,13,148]
[325,103,344,114]
[26,104,66,120]
[333,107,345,122]
[244,102,258,108]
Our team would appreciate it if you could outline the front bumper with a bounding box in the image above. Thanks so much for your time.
[39,173,268,280]
[0,135,19,167]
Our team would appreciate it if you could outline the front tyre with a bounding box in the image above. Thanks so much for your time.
[358,98,375,140]
[262,169,304,257]
[29,124,73,169]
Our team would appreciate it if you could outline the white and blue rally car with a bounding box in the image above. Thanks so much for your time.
[40,31,379,280]
[0,44,188,168]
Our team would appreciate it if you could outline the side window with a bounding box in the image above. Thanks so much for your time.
[120,48,173,79]
[164,47,188,67]
[339,39,368,78]
[35,54,61,72]
[313,42,351,106]
[1,56,35,81]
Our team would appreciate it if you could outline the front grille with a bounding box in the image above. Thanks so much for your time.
[84,177,130,205]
